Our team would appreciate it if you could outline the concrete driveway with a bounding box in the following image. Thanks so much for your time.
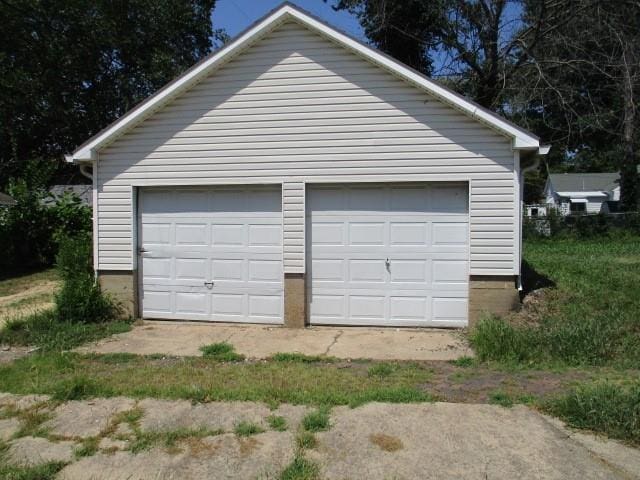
[1,393,639,479]
[76,320,473,361]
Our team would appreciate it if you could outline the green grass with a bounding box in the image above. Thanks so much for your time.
[0,439,66,479]
[270,352,337,363]
[129,426,224,453]
[234,421,265,437]
[471,237,640,367]
[279,454,320,480]
[368,362,395,378]
[0,268,58,297]
[0,310,131,352]
[0,353,434,407]
[267,415,288,431]
[199,342,245,362]
[546,381,640,445]
[302,408,331,432]
[296,431,317,449]
[74,437,99,458]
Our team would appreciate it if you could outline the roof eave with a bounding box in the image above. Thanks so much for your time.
[65,2,544,163]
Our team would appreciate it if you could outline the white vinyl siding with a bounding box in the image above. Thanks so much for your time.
[97,20,516,275]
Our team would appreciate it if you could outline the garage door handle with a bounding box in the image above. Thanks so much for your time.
[204,281,214,289]
[385,258,390,266]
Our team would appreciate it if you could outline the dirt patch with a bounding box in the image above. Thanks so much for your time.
[0,280,59,326]
[423,361,590,404]
[237,436,259,456]
[369,433,403,452]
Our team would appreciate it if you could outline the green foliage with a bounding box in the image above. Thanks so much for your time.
[524,211,640,241]
[471,237,640,367]
[0,161,92,271]
[1,1,223,187]
[547,382,640,445]
[0,460,66,480]
[52,376,111,401]
[267,415,288,432]
[367,363,395,378]
[55,234,117,323]
[279,455,320,480]
[199,342,245,362]
[0,353,435,407]
[270,352,337,363]
[302,408,331,432]
[234,421,265,437]
[488,391,514,408]
[0,312,131,351]
[450,356,475,368]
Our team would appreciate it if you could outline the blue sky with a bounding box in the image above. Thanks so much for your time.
[212,0,364,40]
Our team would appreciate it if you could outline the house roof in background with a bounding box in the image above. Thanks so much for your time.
[549,173,619,193]
[67,2,546,163]
[45,185,92,206]
[0,192,16,206]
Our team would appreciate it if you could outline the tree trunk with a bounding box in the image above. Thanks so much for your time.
[619,41,639,212]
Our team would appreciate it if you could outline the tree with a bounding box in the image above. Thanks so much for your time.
[514,0,640,210]
[329,0,556,110]
[0,0,224,188]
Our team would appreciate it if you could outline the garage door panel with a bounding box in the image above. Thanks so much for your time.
[140,187,283,323]
[308,183,469,327]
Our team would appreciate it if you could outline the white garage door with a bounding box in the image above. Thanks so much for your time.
[139,186,283,323]
[307,184,469,327]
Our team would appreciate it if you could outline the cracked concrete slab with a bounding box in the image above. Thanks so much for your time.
[58,432,295,480]
[138,399,272,433]
[43,397,136,439]
[0,393,50,411]
[6,436,76,467]
[0,417,21,441]
[77,321,472,361]
[308,403,629,480]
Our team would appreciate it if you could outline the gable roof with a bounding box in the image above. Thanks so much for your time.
[66,2,548,163]
[548,173,619,193]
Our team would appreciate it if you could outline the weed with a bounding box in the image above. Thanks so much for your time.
[267,415,288,431]
[546,381,640,445]
[199,342,245,362]
[271,353,336,363]
[302,408,330,432]
[488,390,514,408]
[296,431,317,449]
[129,427,223,453]
[279,454,320,480]
[450,356,475,368]
[51,376,110,401]
[13,408,51,438]
[368,363,395,378]
[234,421,264,437]
[74,437,99,458]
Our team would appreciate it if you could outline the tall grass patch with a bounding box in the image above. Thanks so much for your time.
[546,381,640,445]
[472,237,640,367]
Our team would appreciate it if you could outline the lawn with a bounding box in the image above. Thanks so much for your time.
[472,236,640,367]
[0,268,59,327]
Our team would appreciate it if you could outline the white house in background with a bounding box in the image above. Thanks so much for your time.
[524,204,548,217]
[544,173,620,215]
[66,3,548,330]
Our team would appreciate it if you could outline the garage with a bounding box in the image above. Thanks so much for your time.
[138,186,283,323]
[307,184,469,327]
[67,4,547,327]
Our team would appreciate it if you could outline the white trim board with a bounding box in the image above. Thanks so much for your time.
[66,2,547,163]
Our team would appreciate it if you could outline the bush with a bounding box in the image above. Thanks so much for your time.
[546,382,640,445]
[55,234,116,323]
[0,159,91,272]
[523,210,640,240]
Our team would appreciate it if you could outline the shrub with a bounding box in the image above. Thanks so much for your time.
[546,382,640,445]
[0,160,91,271]
[55,234,116,323]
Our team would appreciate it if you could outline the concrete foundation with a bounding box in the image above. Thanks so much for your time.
[98,271,137,318]
[468,275,520,327]
[283,273,306,328]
